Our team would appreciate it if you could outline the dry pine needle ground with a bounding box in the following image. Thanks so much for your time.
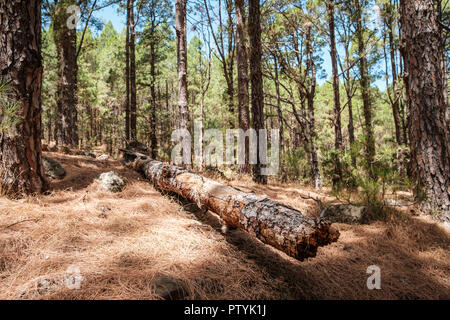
[0,152,448,299]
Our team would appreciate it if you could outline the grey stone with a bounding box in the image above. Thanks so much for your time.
[151,275,189,300]
[99,171,126,193]
[37,278,57,295]
[97,154,109,161]
[42,157,66,180]
[48,142,58,152]
[320,204,367,224]
[384,198,409,207]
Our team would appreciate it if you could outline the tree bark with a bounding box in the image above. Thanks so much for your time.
[327,0,343,188]
[385,1,403,146]
[400,0,450,221]
[273,55,287,182]
[248,0,267,184]
[355,0,375,180]
[125,0,131,141]
[175,0,191,169]
[235,0,250,174]
[53,0,79,147]
[122,152,339,261]
[305,23,321,189]
[149,24,158,159]
[129,0,137,141]
[0,0,48,196]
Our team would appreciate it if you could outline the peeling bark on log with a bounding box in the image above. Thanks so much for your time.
[122,151,339,261]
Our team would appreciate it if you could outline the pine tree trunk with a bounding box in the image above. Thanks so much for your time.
[248,0,267,184]
[347,89,356,167]
[273,55,287,182]
[386,1,403,146]
[305,23,321,190]
[235,0,250,174]
[327,0,343,189]
[124,0,131,142]
[129,0,137,141]
[150,40,158,159]
[355,0,375,179]
[53,0,78,147]
[248,0,267,185]
[342,25,356,167]
[400,0,450,221]
[225,0,235,125]
[0,0,48,196]
[175,0,191,169]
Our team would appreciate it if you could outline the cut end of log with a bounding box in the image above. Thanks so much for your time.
[293,221,339,260]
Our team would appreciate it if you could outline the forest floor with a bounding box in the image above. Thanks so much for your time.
[0,152,449,300]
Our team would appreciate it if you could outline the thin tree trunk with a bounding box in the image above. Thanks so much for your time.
[305,23,321,189]
[248,0,267,184]
[225,0,235,124]
[47,108,52,143]
[327,0,343,189]
[347,88,356,167]
[273,55,287,182]
[355,0,375,179]
[150,41,158,158]
[235,0,250,174]
[386,1,403,146]
[129,0,137,141]
[0,0,48,196]
[125,0,131,141]
[400,0,450,221]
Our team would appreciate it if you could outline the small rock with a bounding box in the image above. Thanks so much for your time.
[151,275,189,300]
[99,171,126,193]
[97,205,111,218]
[384,198,409,206]
[48,142,58,152]
[320,204,368,224]
[97,154,109,161]
[37,278,57,295]
[339,245,354,252]
[221,225,229,234]
[98,205,111,213]
[42,157,66,180]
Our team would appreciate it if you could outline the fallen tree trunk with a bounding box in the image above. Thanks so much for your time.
[122,151,339,261]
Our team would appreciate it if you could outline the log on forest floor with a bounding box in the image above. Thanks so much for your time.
[120,149,339,261]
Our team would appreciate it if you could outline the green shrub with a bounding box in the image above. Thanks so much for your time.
[0,81,21,132]
[284,148,310,183]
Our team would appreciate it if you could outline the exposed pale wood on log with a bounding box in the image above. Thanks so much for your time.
[122,150,339,261]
